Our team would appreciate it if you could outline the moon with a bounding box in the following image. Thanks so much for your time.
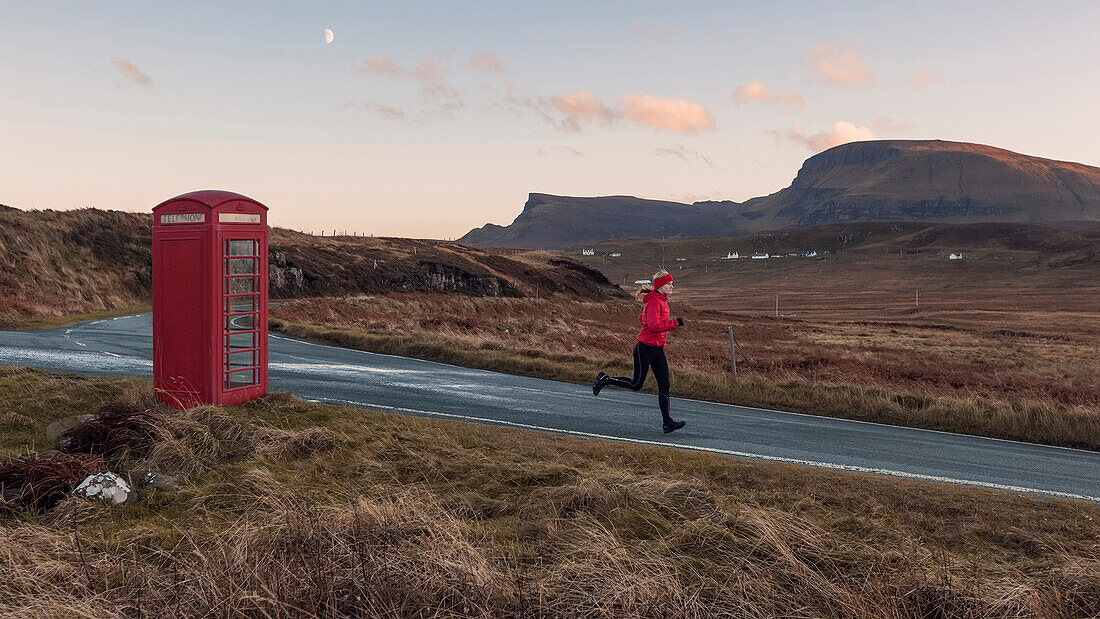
[324,29,334,44]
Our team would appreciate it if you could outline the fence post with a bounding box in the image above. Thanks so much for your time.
[727,325,738,378]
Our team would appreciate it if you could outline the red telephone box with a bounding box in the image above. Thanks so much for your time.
[152,190,269,409]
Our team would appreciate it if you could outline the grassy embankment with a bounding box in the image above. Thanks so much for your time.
[270,293,1100,451]
[1,365,1098,616]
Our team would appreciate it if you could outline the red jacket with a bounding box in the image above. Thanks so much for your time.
[637,290,679,346]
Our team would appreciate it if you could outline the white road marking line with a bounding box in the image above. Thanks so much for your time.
[103,351,122,358]
[269,332,1096,453]
[316,397,1100,503]
[75,341,87,347]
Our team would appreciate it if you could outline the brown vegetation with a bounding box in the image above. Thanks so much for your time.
[1,366,1098,616]
[0,206,621,328]
[270,290,1100,450]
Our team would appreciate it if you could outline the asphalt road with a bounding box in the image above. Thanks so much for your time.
[2,312,1098,502]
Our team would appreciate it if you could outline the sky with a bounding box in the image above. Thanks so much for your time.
[2,1,1098,238]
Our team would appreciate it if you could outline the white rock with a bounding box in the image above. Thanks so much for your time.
[74,472,132,505]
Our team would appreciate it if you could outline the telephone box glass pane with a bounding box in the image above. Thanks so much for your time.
[226,313,256,332]
[228,240,257,256]
[226,350,256,370]
[226,332,256,350]
[226,296,256,313]
[226,277,256,295]
[228,258,256,275]
[225,369,257,389]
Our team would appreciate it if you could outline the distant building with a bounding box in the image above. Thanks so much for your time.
[949,253,964,260]
[723,252,739,259]
[581,249,594,256]
[608,252,622,257]
[799,251,819,257]
[751,253,769,260]
[675,257,687,261]
[634,279,652,285]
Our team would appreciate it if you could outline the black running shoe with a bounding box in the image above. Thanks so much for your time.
[663,419,686,434]
[592,372,609,396]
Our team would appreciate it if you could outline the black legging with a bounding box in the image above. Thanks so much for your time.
[605,342,672,422]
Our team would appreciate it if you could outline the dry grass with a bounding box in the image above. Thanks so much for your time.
[270,294,1100,450]
[0,366,1098,617]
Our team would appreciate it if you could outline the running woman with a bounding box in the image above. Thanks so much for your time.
[592,269,686,434]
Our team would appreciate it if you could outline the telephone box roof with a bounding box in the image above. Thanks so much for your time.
[153,190,268,212]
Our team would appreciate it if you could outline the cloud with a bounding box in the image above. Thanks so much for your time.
[342,101,407,121]
[537,145,583,157]
[900,67,934,91]
[655,144,714,167]
[872,117,913,135]
[620,95,715,134]
[550,91,616,129]
[355,56,406,78]
[731,81,805,108]
[468,53,505,75]
[354,55,462,118]
[490,83,713,135]
[802,43,874,86]
[772,121,877,152]
[111,58,152,88]
[410,58,457,100]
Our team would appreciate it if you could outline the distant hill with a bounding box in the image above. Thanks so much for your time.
[0,206,622,326]
[460,140,1100,248]
[460,194,742,249]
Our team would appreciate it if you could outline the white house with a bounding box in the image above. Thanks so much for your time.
[723,252,739,259]
[949,253,964,260]
[608,252,622,257]
[675,257,687,261]
[581,249,594,256]
[634,279,652,285]
[751,253,769,260]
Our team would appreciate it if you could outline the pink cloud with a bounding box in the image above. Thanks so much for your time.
[550,91,615,128]
[802,43,875,86]
[355,56,405,78]
[900,67,934,90]
[468,53,505,75]
[772,121,877,152]
[111,58,152,88]
[732,81,805,108]
[354,56,462,117]
[619,95,715,134]
[410,58,458,101]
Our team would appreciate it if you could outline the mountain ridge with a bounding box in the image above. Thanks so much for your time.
[460,140,1100,248]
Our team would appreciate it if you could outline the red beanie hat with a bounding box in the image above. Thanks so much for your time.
[653,273,673,290]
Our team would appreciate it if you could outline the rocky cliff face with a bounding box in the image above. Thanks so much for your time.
[739,140,1100,228]
[460,140,1100,248]
[460,193,744,249]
